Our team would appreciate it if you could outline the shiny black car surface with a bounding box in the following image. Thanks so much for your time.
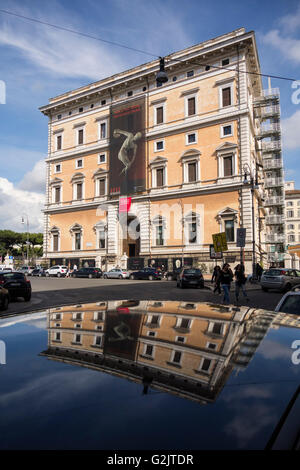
[0,300,299,450]
[0,286,9,310]
[72,267,102,279]
[177,268,204,288]
[0,271,31,301]
[129,267,162,280]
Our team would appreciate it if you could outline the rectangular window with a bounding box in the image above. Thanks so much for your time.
[180,318,190,329]
[225,219,234,242]
[201,358,212,372]
[151,315,159,325]
[188,162,197,182]
[99,178,106,196]
[55,332,61,341]
[156,168,164,187]
[188,222,197,244]
[287,211,294,218]
[156,224,164,246]
[95,336,102,346]
[223,156,233,176]
[55,164,61,173]
[76,183,83,200]
[187,70,194,77]
[99,154,106,164]
[75,334,81,343]
[78,129,84,145]
[99,230,106,249]
[212,323,222,335]
[145,344,154,357]
[56,135,62,150]
[156,106,164,124]
[76,159,83,169]
[53,234,59,252]
[187,97,196,116]
[155,141,164,151]
[222,87,231,107]
[54,186,61,203]
[222,58,230,66]
[172,351,182,364]
[187,133,196,144]
[100,122,106,139]
[75,233,81,250]
[222,125,232,136]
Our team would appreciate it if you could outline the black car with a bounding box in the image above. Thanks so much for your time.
[177,268,204,288]
[166,267,181,281]
[72,267,102,279]
[129,267,162,280]
[0,271,31,301]
[0,286,10,310]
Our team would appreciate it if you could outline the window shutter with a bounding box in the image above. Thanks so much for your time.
[57,135,62,150]
[78,129,83,144]
[188,97,195,116]
[222,87,231,107]
[77,183,83,199]
[156,107,163,124]
[53,234,59,251]
[156,168,164,187]
[99,178,105,196]
[55,186,60,203]
[188,162,197,182]
[223,156,233,176]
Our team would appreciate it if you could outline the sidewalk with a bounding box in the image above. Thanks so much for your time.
[203,274,261,291]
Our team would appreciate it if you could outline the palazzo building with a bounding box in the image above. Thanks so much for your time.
[40,27,285,272]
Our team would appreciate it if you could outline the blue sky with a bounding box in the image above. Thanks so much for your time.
[0,0,300,231]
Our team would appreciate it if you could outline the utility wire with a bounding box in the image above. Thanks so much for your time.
[0,8,295,81]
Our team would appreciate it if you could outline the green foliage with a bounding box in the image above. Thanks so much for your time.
[0,230,43,259]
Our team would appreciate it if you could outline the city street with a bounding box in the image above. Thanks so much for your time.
[3,276,284,316]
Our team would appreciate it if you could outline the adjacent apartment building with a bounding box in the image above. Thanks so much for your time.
[40,28,285,272]
[284,181,300,267]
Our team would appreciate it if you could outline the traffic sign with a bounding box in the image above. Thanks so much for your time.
[212,232,228,252]
[236,228,246,247]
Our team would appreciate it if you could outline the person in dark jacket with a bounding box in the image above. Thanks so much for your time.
[256,263,263,281]
[219,264,233,304]
[211,265,221,294]
[234,264,249,303]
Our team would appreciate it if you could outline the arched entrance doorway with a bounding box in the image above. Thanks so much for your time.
[122,216,140,258]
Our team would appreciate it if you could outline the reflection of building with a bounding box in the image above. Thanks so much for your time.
[40,28,282,272]
[41,300,257,404]
[284,181,300,269]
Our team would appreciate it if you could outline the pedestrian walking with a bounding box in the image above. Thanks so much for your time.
[234,264,249,303]
[256,263,263,281]
[219,264,233,304]
[211,265,221,294]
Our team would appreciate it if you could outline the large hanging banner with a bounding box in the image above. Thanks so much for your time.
[109,97,146,196]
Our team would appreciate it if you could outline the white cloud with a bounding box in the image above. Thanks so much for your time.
[0,176,44,232]
[263,29,300,64]
[18,159,46,193]
[282,109,300,150]
[280,4,300,33]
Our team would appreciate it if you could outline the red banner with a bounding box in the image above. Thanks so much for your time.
[119,197,132,213]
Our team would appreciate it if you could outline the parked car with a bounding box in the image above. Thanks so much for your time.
[72,267,102,279]
[129,267,162,280]
[0,286,10,310]
[177,268,204,288]
[103,268,130,279]
[18,266,35,276]
[0,271,31,301]
[31,268,46,277]
[45,265,68,278]
[166,267,181,281]
[274,286,300,314]
[260,268,300,292]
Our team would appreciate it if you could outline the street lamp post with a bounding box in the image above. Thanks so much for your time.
[21,214,29,265]
[243,164,259,280]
